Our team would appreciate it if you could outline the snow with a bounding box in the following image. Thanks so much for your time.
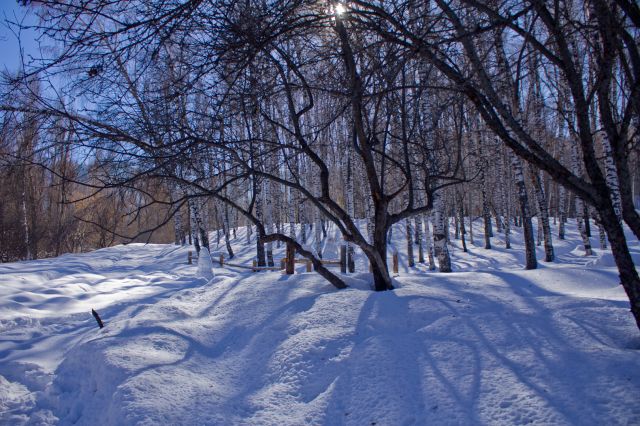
[196,247,215,281]
[1,220,639,425]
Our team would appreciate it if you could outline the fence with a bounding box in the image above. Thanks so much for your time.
[187,244,400,275]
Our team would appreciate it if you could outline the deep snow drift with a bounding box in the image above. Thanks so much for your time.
[1,219,639,425]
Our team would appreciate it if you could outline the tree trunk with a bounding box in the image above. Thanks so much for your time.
[569,141,592,255]
[482,185,492,249]
[576,197,593,255]
[512,154,537,269]
[584,204,592,238]
[370,208,394,291]
[596,214,607,250]
[601,209,640,331]
[20,184,32,261]
[345,147,356,273]
[254,175,266,266]
[558,185,567,240]
[530,166,554,261]
[500,152,512,249]
[433,190,452,272]
[424,213,436,270]
[171,187,185,245]
[415,214,425,262]
[459,203,467,252]
[286,242,295,274]
[263,178,274,266]
[223,204,234,258]
[188,198,201,255]
[406,217,415,267]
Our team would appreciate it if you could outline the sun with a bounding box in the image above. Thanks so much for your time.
[334,3,346,16]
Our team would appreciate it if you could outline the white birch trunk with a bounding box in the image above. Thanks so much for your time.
[263,177,274,266]
[221,204,234,258]
[312,167,323,258]
[188,197,201,255]
[511,153,538,269]
[571,142,593,255]
[530,166,554,261]
[405,217,415,267]
[558,185,567,240]
[415,213,425,263]
[433,190,451,272]
[601,134,623,222]
[345,147,355,272]
[500,150,512,249]
[21,184,32,261]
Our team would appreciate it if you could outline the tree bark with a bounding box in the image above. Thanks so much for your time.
[512,154,537,269]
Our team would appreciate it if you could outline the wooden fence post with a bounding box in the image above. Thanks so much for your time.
[252,259,257,272]
[219,254,224,266]
[280,258,286,270]
[187,251,193,265]
[340,245,347,274]
[286,243,295,274]
[392,251,399,275]
[306,260,312,272]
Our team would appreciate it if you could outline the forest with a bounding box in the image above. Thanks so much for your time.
[2,0,639,323]
[1,1,640,424]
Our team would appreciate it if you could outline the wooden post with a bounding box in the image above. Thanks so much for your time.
[252,259,257,272]
[340,245,347,274]
[306,260,312,273]
[392,251,399,275]
[280,258,286,270]
[187,251,193,265]
[286,243,295,275]
[219,254,224,266]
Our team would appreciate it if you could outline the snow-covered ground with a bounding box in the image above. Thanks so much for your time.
[1,219,639,425]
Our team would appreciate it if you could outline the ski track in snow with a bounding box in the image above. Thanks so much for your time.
[0,220,639,425]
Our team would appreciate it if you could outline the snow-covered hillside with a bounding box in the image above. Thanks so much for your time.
[1,219,639,425]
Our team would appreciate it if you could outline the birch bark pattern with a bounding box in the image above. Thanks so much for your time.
[188,196,201,255]
[571,142,593,255]
[512,154,537,269]
[529,166,554,261]
[263,177,274,266]
[433,190,451,272]
[345,147,355,272]
[558,185,567,240]
[404,191,415,267]
[424,213,436,270]
[500,149,512,249]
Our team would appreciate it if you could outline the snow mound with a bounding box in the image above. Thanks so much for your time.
[197,248,215,281]
[0,375,35,424]
[586,251,640,268]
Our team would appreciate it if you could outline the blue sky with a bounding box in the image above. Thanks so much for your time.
[0,1,40,73]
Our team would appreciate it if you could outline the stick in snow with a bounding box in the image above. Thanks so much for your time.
[92,309,104,329]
